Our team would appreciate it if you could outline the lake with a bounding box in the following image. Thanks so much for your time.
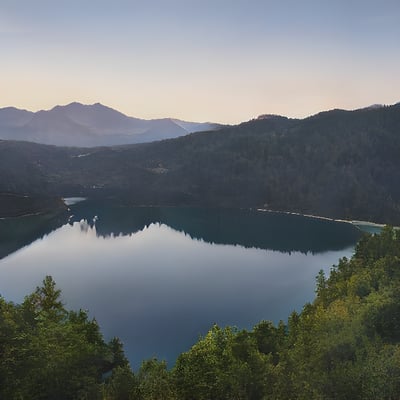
[0,202,362,368]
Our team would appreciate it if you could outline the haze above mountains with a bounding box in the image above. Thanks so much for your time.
[0,102,221,147]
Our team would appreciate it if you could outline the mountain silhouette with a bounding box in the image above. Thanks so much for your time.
[0,102,221,147]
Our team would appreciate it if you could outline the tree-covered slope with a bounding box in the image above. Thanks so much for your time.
[1,103,400,223]
[0,192,66,218]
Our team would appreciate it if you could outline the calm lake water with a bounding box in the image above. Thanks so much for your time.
[0,202,362,368]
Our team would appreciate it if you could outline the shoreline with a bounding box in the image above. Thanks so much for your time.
[2,196,388,231]
[62,197,87,206]
[0,193,67,219]
[0,211,45,220]
[256,208,388,230]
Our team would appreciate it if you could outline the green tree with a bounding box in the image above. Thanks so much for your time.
[103,364,137,400]
[137,358,174,400]
[0,276,131,400]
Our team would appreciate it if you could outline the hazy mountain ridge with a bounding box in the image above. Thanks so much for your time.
[0,107,34,127]
[0,102,221,146]
[1,103,400,223]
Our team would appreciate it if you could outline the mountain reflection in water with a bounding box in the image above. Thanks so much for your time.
[0,203,362,261]
[68,202,362,254]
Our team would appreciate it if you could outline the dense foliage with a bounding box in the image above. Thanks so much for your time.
[0,276,130,399]
[1,227,400,398]
[1,103,400,223]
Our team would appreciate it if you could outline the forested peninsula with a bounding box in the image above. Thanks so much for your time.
[0,193,66,218]
[1,227,400,399]
[1,103,400,224]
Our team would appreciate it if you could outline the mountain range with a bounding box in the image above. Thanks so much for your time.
[1,102,400,224]
[0,102,221,147]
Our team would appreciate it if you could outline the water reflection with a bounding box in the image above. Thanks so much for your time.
[69,202,362,254]
[0,204,361,262]
[0,212,68,260]
[0,210,356,369]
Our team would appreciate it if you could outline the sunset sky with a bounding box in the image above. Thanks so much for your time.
[1,0,400,124]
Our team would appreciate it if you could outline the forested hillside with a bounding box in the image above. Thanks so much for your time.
[0,193,66,218]
[1,103,400,223]
[1,228,400,399]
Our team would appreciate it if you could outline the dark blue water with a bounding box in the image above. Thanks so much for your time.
[0,203,362,368]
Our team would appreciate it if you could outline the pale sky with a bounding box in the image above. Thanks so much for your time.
[1,0,400,124]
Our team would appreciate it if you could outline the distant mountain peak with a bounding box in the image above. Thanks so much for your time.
[256,114,287,120]
[66,101,84,107]
[0,102,221,147]
[0,106,29,112]
[91,102,108,109]
[358,104,384,111]
[367,104,384,109]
